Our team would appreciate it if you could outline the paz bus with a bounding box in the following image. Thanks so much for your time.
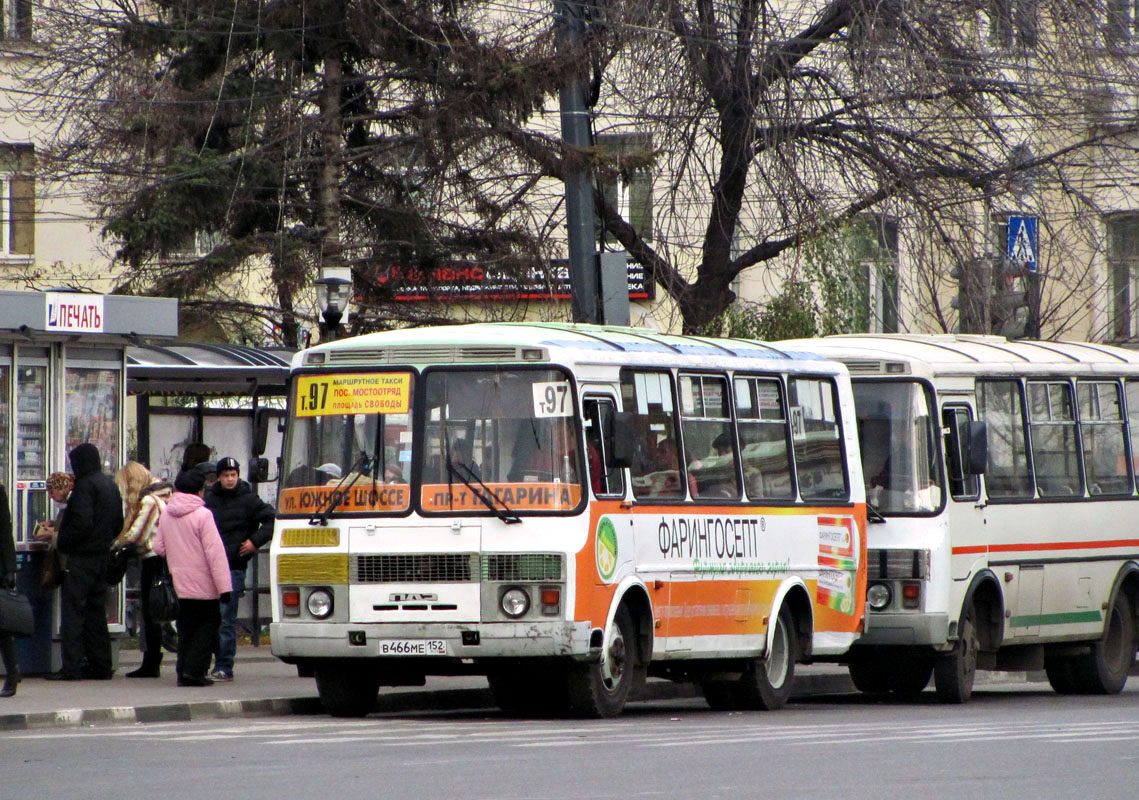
[270,322,867,717]
[779,334,1139,702]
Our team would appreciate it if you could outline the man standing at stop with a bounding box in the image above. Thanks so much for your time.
[204,457,274,681]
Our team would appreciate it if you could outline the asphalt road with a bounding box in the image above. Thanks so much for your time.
[7,684,1138,800]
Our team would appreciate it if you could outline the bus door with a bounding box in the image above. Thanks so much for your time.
[941,403,988,583]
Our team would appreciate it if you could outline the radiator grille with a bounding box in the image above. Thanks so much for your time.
[482,553,563,582]
[353,553,476,583]
[868,548,930,580]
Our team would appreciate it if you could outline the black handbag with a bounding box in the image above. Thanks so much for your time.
[149,564,180,623]
[104,546,135,585]
[0,588,34,637]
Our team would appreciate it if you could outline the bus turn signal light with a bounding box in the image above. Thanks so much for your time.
[541,588,560,615]
[901,582,920,609]
[283,589,301,616]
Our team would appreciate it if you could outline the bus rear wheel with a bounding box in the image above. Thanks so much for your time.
[314,660,381,718]
[566,605,636,718]
[934,603,978,704]
[1070,592,1135,695]
[736,605,797,711]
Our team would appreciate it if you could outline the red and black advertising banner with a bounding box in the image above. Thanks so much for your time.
[375,258,654,302]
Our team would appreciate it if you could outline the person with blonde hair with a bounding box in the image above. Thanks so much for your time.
[114,461,173,678]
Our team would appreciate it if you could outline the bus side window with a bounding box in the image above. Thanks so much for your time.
[943,406,980,500]
[583,397,625,498]
[620,370,686,500]
[787,377,849,500]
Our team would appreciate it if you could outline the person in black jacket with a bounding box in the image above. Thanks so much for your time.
[203,456,273,681]
[48,443,124,680]
[0,485,19,696]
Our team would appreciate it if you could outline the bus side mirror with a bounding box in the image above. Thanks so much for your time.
[966,421,987,475]
[249,457,270,483]
[253,408,271,457]
[611,411,634,469]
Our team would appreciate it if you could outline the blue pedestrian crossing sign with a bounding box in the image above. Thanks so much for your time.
[1007,215,1038,274]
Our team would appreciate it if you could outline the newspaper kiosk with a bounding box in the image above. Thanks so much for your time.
[0,290,176,673]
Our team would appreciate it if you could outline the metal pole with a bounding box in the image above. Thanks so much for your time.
[556,0,599,324]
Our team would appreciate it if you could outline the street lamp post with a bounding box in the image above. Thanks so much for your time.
[314,273,352,343]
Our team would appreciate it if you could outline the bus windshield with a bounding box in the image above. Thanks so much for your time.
[853,381,942,514]
[421,367,583,514]
[279,371,414,516]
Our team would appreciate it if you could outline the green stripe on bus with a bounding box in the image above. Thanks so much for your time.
[1008,610,1103,628]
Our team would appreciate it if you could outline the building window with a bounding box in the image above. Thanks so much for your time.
[595,133,653,245]
[987,0,1037,49]
[0,144,34,258]
[1,0,32,41]
[1105,0,1139,45]
[1108,214,1139,340]
[855,215,899,333]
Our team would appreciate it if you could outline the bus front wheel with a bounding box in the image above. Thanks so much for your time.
[934,603,978,704]
[566,605,636,718]
[315,660,381,718]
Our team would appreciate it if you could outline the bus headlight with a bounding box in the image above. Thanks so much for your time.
[500,587,530,618]
[306,588,334,619]
[866,583,892,611]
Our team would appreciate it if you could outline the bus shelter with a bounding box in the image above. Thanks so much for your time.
[125,342,293,646]
[0,290,177,673]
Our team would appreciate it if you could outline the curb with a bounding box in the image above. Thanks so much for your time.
[0,671,856,731]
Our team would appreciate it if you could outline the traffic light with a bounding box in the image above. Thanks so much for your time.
[991,256,1029,339]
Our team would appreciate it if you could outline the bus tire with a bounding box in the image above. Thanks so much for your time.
[1071,592,1135,695]
[736,605,796,711]
[701,680,740,710]
[1044,654,1080,695]
[849,657,893,694]
[566,605,636,718]
[891,656,933,696]
[315,660,381,718]
[934,602,978,704]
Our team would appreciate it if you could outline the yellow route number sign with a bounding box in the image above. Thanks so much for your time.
[296,373,411,417]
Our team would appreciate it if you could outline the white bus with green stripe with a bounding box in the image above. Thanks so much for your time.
[780,334,1139,702]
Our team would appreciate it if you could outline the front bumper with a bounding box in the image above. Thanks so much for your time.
[271,620,595,661]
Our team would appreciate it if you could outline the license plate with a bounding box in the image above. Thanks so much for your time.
[377,639,447,656]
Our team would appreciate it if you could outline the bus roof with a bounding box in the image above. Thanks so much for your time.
[777,334,1139,377]
[296,322,839,373]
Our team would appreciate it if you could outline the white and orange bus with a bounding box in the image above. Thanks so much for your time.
[780,334,1139,702]
[270,323,867,717]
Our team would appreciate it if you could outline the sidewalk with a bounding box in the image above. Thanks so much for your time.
[0,644,861,731]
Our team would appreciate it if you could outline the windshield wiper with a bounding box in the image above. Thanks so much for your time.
[447,461,521,524]
[310,451,372,526]
[866,501,887,524]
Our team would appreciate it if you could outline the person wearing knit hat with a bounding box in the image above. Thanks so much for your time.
[203,456,274,681]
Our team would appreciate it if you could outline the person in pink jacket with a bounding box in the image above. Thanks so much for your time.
[152,469,233,687]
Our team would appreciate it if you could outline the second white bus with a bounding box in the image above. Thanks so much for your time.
[781,334,1139,702]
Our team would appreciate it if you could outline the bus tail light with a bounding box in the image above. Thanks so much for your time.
[283,588,301,616]
[901,582,921,609]
[540,587,560,615]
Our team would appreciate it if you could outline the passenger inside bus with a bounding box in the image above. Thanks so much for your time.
[688,431,738,498]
